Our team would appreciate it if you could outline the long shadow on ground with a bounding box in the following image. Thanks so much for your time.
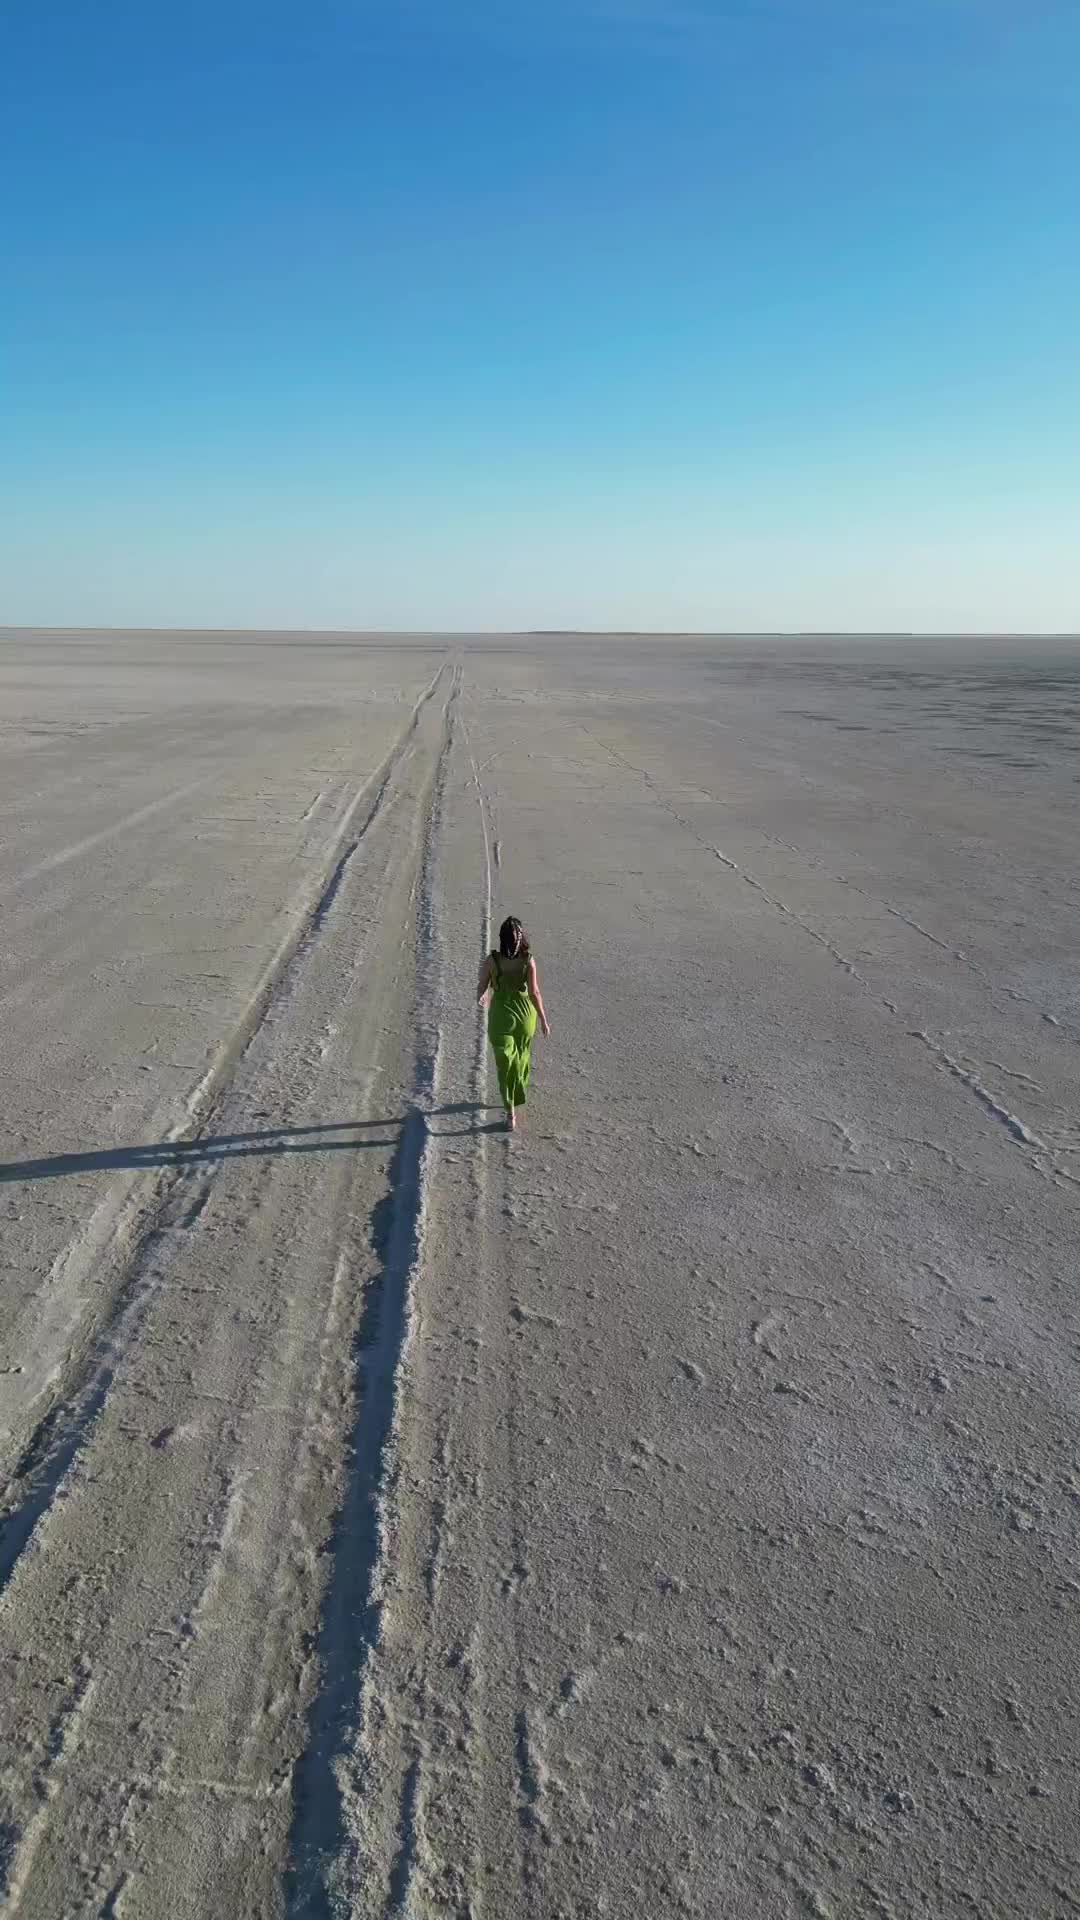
[0,1105,499,1184]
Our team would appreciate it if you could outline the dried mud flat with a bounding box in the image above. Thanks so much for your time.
[0,627,1077,1919]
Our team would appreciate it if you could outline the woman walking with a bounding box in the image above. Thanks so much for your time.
[477,916,551,1132]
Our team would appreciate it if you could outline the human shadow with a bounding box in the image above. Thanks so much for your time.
[0,1103,498,1185]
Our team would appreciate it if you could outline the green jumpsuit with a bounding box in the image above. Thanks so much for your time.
[487,951,537,1110]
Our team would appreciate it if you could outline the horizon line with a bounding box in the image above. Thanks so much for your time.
[4,626,1080,642]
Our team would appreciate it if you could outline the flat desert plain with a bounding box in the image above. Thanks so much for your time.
[0,628,1077,1919]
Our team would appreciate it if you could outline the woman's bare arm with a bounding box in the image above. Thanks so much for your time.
[527,957,551,1037]
[476,954,493,1005]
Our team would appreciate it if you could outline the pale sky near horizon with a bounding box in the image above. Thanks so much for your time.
[3,2,1078,632]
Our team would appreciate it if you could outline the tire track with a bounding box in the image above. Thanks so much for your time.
[463,750,545,1916]
[285,668,459,1915]
[0,665,450,1592]
[461,700,495,962]
[288,675,520,1919]
[362,693,535,1919]
[387,688,501,1920]
[0,671,459,1918]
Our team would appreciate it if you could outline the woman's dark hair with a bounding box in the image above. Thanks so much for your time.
[498,915,529,959]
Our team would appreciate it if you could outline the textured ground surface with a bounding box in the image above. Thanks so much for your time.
[0,628,1077,1919]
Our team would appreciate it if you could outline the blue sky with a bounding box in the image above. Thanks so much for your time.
[3,1,1078,630]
